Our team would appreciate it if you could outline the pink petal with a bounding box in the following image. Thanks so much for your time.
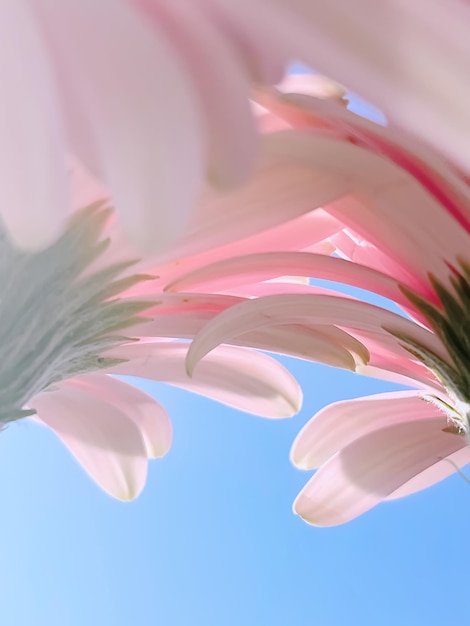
[293,417,466,526]
[130,292,368,369]
[277,74,347,102]
[186,293,449,376]
[151,290,432,383]
[291,391,441,470]
[71,374,172,459]
[255,85,345,133]
[68,157,108,211]
[330,231,414,282]
[234,324,365,369]
[165,131,350,261]
[224,282,360,299]
[137,0,256,189]
[135,315,363,371]
[387,446,470,500]
[329,230,436,325]
[263,131,470,294]
[201,0,288,84]
[104,341,302,419]
[260,85,470,231]
[164,251,409,308]
[355,365,441,393]
[32,381,148,500]
[350,328,440,386]
[0,1,68,249]
[255,0,470,175]
[34,0,205,254]
[132,208,343,292]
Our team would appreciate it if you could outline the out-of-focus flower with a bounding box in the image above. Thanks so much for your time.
[222,0,470,175]
[2,0,303,255]
[4,155,320,501]
[166,79,470,524]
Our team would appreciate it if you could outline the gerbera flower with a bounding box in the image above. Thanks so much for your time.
[224,0,470,173]
[163,78,470,524]
[6,158,310,501]
[4,0,303,254]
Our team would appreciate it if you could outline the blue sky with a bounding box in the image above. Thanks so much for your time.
[1,84,468,625]
[0,356,468,626]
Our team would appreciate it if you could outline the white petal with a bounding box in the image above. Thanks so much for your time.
[291,391,440,470]
[186,293,449,376]
[164,251,408,308]
[104,341,302,419]
[72,374,172,459]
[387,446,470,500]
[128,292,367,369]
[32,381,147,500]
[355,364,441,392]
[294,417,466,526]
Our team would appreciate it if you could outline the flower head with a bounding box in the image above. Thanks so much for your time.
[4,1,304,255]
[4,157,310,500]
[231,0,470,174]
[170,78,470,524]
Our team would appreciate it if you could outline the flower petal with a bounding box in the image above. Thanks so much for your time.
[139,0,256,189]
[330,231,415,283]
[0,1,67,249]
[186,293,449,375]
[161,289,433,383]
[71,374,172,458]
[201,0,288,84]
[293,417,466,526]
[32,381,147,500]
[104,342,302,418]
[163,132,350,261]
[34,0,205,254]
[387,446,470,500]
[350,328,440,386]
[255,0,470,174]
[134,208,342,290]
[142,316,362,370]
[130,292,367,369]
[164,251,408,308]
[258,131,470,294]
[259,85,470,231]
[355,364,441,392]
[291,391,440,470]
[277,74,347,102]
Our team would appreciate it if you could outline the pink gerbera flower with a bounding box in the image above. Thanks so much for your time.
[5,158,312,501]
[4,0,304,254]
[224,0,470,174]
[165,77,470,525]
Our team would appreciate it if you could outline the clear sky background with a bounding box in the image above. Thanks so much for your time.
[0,88,468,626]
[0,360,468,626]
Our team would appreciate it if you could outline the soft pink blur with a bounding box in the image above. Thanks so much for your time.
[2,1,302,255]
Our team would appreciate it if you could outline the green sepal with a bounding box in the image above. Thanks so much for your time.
[0,204,153,424]
[383,326,461,392]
